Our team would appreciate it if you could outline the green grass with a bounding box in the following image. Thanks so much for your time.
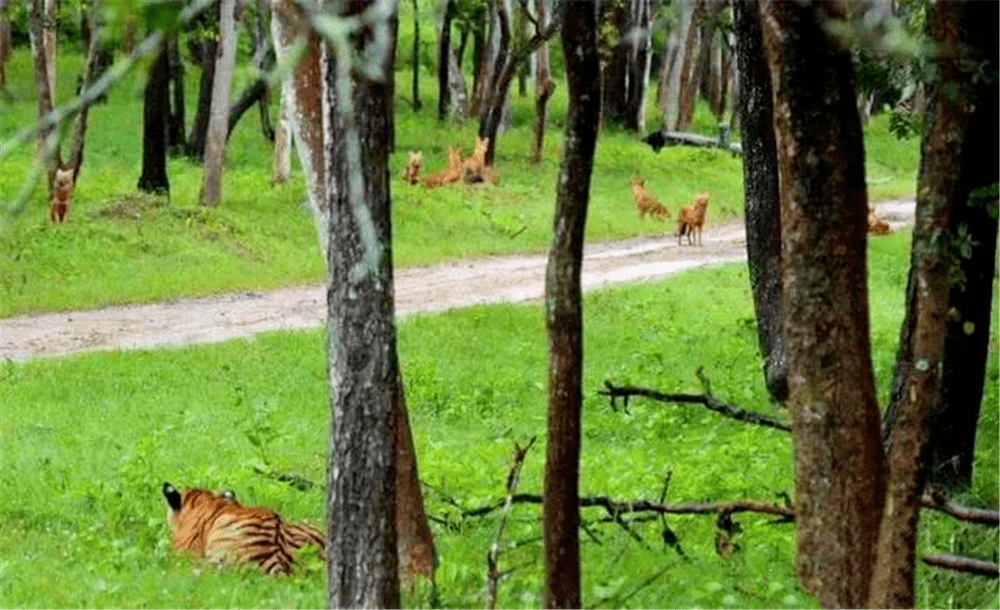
[1,233,996,609]
[2,46,919,317]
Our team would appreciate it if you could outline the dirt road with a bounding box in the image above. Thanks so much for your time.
[0,199,915,361]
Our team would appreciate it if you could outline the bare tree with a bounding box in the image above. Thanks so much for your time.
[733,0,786,402]
[137,44,171,194]
[529,0,553,164]
[200,0,238,206]
[543,2,599,608]
[760,1,885,606]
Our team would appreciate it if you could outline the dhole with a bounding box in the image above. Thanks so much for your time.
[677,193,709,246]
[463,136,498,185]
[867,209,891,235]
[402,150,421,185]
[49,166,74,223]
[423,147,463,188]
[630,177,670,220]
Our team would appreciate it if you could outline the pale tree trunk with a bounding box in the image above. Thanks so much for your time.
[623,0,651,132]
[655,0,689,120]
[733,0,786,402]
[760,2,885,607]
[674,0,701,130]
[543,3,599,607]
[28,0,56,166]
[200,0,238,206]
[272,82,292,183]
[529,0,552,164]
[44,0,56,104]
[271,0,436,587]
[322,1,400,605]
[870,3,984,605]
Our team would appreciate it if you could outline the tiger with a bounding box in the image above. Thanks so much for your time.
[630,177,670,220]
[49,166,75,223]
[867,209,891,235]
[423,147,464,188]
[162,482,324,575]
[677,192,710,246]
[402,150,422,185]
[463,136,498,185]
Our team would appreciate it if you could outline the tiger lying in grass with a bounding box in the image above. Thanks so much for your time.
[630,177,670,220]
[162,482,324,575]
[677,192,710,246]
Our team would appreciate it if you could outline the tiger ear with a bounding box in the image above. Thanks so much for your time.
[222,490,237,502]
[163,482,182,511]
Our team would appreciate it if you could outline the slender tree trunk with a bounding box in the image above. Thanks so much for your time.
[273,79,292,183]
[760,2,885,606]
[323,1,400,605]
[530,0,552,164]
[599,0,627,126]
[733,0,786,402]
[200,0,238,206]
[623,0,651,133]
[43,0,56,104]
[28,0,56,168]
[543,3,599,608]
[437,0,454,120]
[138,44,171,194]
[187,4,219,160]
[167,39,186,152]
[674,0,702,130]
[66,4,104,179]
[411,0,421,110]
[0,11,12,95]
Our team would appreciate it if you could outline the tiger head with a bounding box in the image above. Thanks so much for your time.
[162,482,238,554]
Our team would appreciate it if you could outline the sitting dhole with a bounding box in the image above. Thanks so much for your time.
[867,209,891,235]
[677,193,710,246]
[49,167,75,223]
[463,136,498,185]
[630,177,670,220]
[402,150,421,185]
[423,147,464,188]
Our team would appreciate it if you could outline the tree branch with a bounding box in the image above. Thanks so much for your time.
[921,492,1000,526]
[600,381,791,432]
[922,553,999,577]
[486,437,536,610]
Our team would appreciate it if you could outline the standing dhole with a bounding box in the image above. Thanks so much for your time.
[49,167,75,223]
[677,193,709,246]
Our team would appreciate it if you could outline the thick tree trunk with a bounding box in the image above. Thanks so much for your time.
[137,45,171,194]
[529,0,552,164]
[436,0,454,120]
[869,4,969,604]
[733,0,786,402]
[543,3,599,608]
[323,2,400,606]
[200,0,238,206]
[760,2,885,607]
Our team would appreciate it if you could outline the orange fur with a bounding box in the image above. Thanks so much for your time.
[49,167,74,223]
[677,192,710,246]
[162,482,324,575]
[630,177,670,220]
[463,136,499,184]
[423,147,464,188]
[867,209,891,235]
[402,150,422,185]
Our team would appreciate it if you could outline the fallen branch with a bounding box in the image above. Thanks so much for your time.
[600,381,791,432]
[486,437,536,610]
[921,492,1000,526]
[922,553,999,577]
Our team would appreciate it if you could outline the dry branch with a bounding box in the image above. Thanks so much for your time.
[486,437,536,610]
[922,553,999,577]
[921,492,1000,526]
[600,381,791,432]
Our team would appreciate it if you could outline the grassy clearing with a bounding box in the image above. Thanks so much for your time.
[2,46,918,317]
[1,233,996,609]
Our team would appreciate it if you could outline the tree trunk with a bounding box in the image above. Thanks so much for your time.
[200,0,238,206]
[273,78,292,183]
[411,0,421,111]
[599,0,627,127]
[733,0,786,402]
[187,5,219,160]
[66,4,104,179]
[543,3,599,608]
[138,44,171,194]
[28,0,56,167]
[623,0,651,133]
[529,0,552,164]
[760,2,885,607]
[468,10,491,119]
[323,1,400,605]
[674,0,702,130]
[167,39,186,152]
[43,0,56,104]
[869,4,973,604]
[0,14,12,95]
[437,0,454,120]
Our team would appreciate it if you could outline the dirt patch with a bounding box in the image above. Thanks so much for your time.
[0,199,914,361]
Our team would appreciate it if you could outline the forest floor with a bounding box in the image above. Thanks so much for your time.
[0,199,915,361]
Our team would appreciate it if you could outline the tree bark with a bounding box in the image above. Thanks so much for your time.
[28,0,56,168]
[273,77,292,183]
[733,0,786,402]
[543,3,599,608]
[323,1,400,605]
[623,0,651,133]
[599,0,627,127]
[674,0,702,131]
[436,0,455,120]
[529,0,552,164]
[870,3,988,605]
[411,0,421,111]
[760,2,885,607]
[43,0,56,104]
[0,11,13,95]
[167,39,187,152]
[200,0,238,206]
[138,44,171,194]
[187,3,219,160]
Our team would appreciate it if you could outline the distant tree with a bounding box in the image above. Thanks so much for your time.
[166,39,186,152]
[200,0,238,206]
[760,1,885,606]
[0,1,12,97]
[436,0,455,120]
[733,0,786,402]
[599,0,651,132]
[137,44,171,194]
[411,0,421,111]
[186,1,219,160]
[529,0,553,164]
[543,2,599,608]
